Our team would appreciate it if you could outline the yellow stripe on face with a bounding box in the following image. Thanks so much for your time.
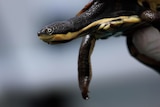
[39,32,80,41]
[39,15,141,43]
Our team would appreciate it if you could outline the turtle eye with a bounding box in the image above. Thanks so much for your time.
[45,27,53,35]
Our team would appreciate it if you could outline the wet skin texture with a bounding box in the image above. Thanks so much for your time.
[38,0,160,99]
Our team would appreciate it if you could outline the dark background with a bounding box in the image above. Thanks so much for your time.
[0,0,160,107]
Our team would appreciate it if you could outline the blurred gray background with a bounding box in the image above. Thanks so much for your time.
[0,0,160,107]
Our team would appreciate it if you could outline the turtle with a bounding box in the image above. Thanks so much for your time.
[38,0,160,100]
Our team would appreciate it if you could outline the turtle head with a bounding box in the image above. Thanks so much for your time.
[37,21,78,44]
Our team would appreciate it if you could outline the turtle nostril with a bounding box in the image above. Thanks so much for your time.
[37,32,41,36]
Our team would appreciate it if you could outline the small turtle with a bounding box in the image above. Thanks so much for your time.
[38,0,160,100]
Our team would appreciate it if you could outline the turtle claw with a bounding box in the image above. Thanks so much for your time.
[81,86,89,100]
[80,76,90,100]
[82,93,89,100]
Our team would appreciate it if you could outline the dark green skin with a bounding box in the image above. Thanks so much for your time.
[38,0,160,99]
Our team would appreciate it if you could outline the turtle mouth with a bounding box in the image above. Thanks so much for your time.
[38,33,73,44]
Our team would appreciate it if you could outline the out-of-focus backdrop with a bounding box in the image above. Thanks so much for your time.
[0,0,160,107]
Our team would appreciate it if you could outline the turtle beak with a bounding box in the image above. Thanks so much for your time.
[37,32,41,37]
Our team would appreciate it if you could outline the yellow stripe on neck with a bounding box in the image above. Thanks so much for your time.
[39,15,141,42]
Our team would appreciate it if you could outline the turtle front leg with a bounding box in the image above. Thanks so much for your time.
[78,34,96,100]
[126,10,160,73]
